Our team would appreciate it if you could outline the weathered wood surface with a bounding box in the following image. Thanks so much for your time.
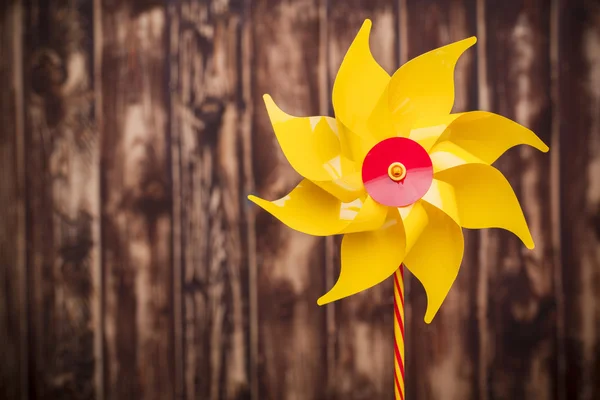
[169,0,249,398]
[400,1,479,399]
[250,0,328,399]
[327,2,397,399]
[22,0,100,398]
[99,1,174,399]
[559,0,600,399]
[0,1,27,400]
[2,0,600,399]
[481,1,560,399]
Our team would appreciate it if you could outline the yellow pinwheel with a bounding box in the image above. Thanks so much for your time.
[248,19,548,323]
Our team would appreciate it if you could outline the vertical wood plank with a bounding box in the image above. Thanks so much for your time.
[399,1,479,399]
[480,1,558,398]
[22,0,100,397]
[250,0,328,398]
[326,4,398,399]
[98,1,174,399]
[167,3,184,399]
[0,1,27,399]
[549,1,565,398]
[559,1,600,399]
[168,0,250,398]
[240,0,259,398]
[474,1,490,398]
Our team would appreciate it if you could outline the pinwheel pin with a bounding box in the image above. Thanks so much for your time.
[248,19,548,400]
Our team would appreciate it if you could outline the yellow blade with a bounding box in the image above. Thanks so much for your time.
[317,209,405,305]
[421,179,460,225]
[366,84,410,141]
[332,19,390,137]
[403,202,464,323]
[248,179,387,237]
[398,201,429,255]
[388,37,477,124]
[407,114,464,152]
[337,121,378,166]
[263,95,363,201]
[429,111,549,172]
[429,141,486,173]
[435,163,534,249]
[314,172,365,204]
[263,95,341,181]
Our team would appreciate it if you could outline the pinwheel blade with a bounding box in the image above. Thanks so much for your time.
[434,163,535,249]
[366,84,406,141]
[421,179,460,225]
[248,179,387,237]
[429,111,549,172]
[388,37,477,123]
[407,114,464,152]
[337,121,378,167]
[263,95,342,182]
[317,210,405,305]
[332,19,390,137]
[403,202,464,323]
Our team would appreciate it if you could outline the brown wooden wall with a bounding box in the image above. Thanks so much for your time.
[1,0,599,399]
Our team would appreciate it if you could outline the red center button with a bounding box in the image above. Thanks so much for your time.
[361,137,433,207]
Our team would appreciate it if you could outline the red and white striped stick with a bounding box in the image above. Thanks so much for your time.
[394,264,405,400]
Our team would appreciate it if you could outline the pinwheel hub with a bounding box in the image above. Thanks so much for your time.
[361,137,433,207]
[388,162,407,181]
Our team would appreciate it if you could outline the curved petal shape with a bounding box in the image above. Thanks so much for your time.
[408,114,464,152]
[332,19,390,136]
[421,179,460,225]
[338,121,378,166]
[366,84,410,141]
[388,37,477,124]
[429,141,486,173]
[314,172,365,203]
[434,163,534,249]
[403,202,464,323]
[429,111,549,172]
[248,179,387,237]
[317,209,405,305]
[263,94,342,182]
[398,201,429,254]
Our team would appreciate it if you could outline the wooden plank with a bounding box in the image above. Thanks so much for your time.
[326,4,398,399]
[558,0,600,398]
[0,1,27,399]
[168,0,250,398]
[479,1,558,398]
[249,0,328,398]
[550,2,566,399]
[399,1,479,399]
[21,0,100,398]
[240,0,259,398]
[98,1,174,399]
[240,2,259,399]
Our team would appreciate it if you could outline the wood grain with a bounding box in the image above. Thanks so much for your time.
[326,4,398,399]
[168,0,250,398]
[3,1,600,399]
[559,0,600,399]
[480,0,558,398]
[22,0,99,398]
[400,1,479,399]
[98,1,174,399]
[250,0,328,398]
[0,1,27,399]
[240,0,259,398]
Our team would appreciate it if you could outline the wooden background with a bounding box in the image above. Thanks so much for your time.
[1,0,599,399]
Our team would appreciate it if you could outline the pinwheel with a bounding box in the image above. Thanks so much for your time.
[248,19,548,400]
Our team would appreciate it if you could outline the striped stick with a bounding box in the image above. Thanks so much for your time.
[394,264,405,400]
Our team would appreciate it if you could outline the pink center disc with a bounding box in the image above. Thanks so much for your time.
[361,137,433,207]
